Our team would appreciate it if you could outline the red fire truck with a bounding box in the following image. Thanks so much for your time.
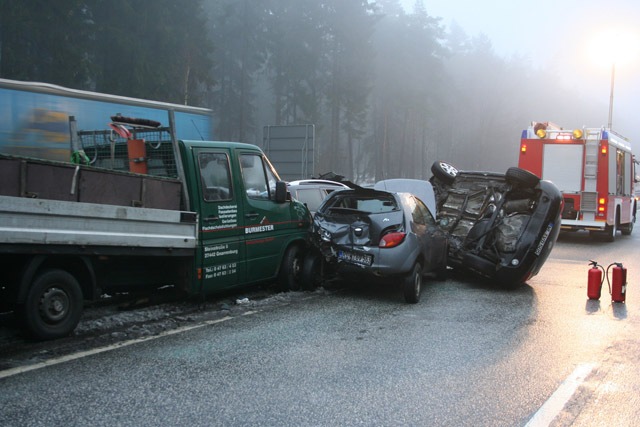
[518,122,637,241]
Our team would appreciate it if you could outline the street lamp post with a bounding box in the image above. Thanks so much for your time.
[590,29,638,131]
[608,62,615,129]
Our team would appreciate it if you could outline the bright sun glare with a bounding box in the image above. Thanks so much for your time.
[588,28,640,66]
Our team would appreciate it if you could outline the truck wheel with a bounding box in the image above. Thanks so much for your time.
[22,269,83,340]
[431,161,458,184]
[505,167,539,188]
[620,217,634,236]
[301,252,323,291]
[278,245,303,291]
[603,221,617,242]
[403,262,423,304]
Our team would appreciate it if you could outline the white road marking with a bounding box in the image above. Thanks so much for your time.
[0,311,258,380]
[525,363,596,427]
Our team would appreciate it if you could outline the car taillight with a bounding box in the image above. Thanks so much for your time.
[379,232,406,248]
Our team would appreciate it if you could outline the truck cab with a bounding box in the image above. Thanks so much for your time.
[181,140,311,294]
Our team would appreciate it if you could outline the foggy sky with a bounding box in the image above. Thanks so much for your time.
[401,0,640,151]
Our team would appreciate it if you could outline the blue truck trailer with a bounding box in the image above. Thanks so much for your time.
[0,78,213,162]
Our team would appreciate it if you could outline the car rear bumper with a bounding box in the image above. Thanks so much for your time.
[326,244,419,277]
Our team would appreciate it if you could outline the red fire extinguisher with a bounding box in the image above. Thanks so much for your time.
[587,260,605,300]
[606,262,627,303]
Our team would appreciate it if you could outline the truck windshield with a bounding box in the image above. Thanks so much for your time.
[240,154,276,200]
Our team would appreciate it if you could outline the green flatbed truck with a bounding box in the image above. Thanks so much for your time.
[0,139,310,340]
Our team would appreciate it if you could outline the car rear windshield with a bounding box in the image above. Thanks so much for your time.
[327,194,398,213]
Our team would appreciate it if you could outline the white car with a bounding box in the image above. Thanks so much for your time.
[287,179,349,214]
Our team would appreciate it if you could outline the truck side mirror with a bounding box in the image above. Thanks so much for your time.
[275,181,288,203]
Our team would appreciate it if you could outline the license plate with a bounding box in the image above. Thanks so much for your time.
[338,250,373,266]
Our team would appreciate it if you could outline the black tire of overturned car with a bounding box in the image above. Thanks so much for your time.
[431,161,459,184]
[505,167,540,188]
[403,262,423,304]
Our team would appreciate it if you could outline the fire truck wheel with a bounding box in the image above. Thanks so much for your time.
[431,161,458,184]
[603,222,617,242]
[278,245,303,291]
[22,269,83,340]
[505,167,539,188]
[620,219,634,236]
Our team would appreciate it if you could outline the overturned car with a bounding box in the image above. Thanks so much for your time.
[301,180,448,303]
[430,161,562,288]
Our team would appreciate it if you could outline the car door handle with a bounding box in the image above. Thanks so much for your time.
[245,213,260,220]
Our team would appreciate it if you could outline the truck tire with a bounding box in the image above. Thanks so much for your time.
[22,269,83,340]
[301,252,323,291]
[620,216,634,236]
[403,262,423,304]
[278,245,303,291]
[603,221,617,242]
[505,167,539,188]
[431,161,458,184]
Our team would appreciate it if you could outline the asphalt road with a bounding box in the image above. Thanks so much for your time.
[0,229,638,426]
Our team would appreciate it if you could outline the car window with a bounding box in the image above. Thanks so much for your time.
[198,152,232,202]
[405,195,425,225]
[357,199,393,212]
[294,188,325,212]
[240,154,274,200]
[415,196,436,226]
[331,195,397,213]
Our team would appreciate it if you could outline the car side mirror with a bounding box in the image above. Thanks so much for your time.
[275,181,287,203]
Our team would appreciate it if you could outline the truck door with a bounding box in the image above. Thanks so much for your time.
[194,148,245,291]
[237,151,292,283]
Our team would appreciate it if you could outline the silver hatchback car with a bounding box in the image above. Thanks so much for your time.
[301,180,448,303]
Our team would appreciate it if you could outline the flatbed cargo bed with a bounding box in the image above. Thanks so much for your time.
[0,195,197,250]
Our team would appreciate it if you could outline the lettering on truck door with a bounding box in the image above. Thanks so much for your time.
[239,151,291,283]
[195,149,244,290]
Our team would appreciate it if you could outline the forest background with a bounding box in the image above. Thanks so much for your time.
[0,0,617,181]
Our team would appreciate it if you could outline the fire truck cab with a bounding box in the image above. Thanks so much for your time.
[519,122,637,241]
